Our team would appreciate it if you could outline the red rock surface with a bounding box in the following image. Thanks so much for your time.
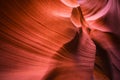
[0,0,120,80]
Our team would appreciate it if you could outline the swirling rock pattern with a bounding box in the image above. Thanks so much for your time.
[0,0,120,80]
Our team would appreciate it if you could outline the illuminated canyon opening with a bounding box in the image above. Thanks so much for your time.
[0,0,120,80]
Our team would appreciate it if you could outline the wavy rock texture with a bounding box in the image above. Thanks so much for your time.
[0,0,120,80]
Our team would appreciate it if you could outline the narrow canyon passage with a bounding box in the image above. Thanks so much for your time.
[0,0,120,80]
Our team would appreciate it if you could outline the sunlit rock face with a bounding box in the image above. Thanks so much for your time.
[0,0,120,80]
